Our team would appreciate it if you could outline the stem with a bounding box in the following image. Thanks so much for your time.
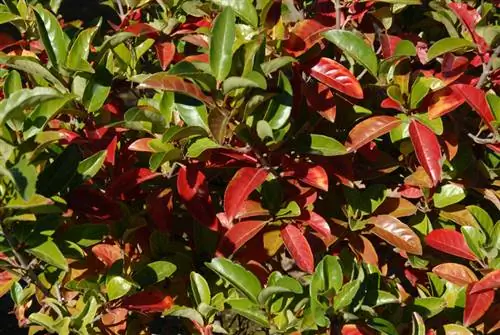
[116,0,125,18]
[476,46,500,89]
[467,132,499,145]
[2,231,53,298]
[335,0,341,30]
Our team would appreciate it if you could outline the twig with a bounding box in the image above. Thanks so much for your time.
[468,132,499,145]
[476,45,500,89]
[335,0,341,30]
[116,0,125,18]
[1,230,53,299]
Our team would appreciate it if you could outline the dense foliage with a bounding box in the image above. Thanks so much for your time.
[0,0,499,334]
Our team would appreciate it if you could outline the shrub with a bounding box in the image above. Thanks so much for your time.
[0,0,499,334]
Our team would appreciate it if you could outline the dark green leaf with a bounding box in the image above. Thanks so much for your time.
[334,280,360,311]
[36,144,82,197]
[4,70,21,97]
[212,0,258,27]
[190,272,211,306]
[226,298,269,327]
[66,24,100,73]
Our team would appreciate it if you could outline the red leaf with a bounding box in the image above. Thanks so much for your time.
[67,187,122,220]
[307,57,363,99]
[122,290,174,313]
[100,308,127,334]
[235,200,269,220]
[450,84,495,129]
[425,229,477,261]
[381,97,403,111]
[283,19,329,57]
[409,120,442,187]
[448,3,488,54]
[346,116,401,151]
[304,81,337,122]
[304,212,331,239]
[368,215,423,255]
[91,244,123,268]
[216,220,267,257]
[341,324,374,335]
[146,189,173,231]
[124,23,158,37]
[464,284,495,326]
[281,224,314,273]
[139,74,214,107]
[177,165,219,231]
[380,35,402,59]
[348,235,378,266]
[105,135,118,166]
[282,161,329,191]
[180,34,209,49]
[224,168,269,223]
[470,270,500,294]
[128,138,154,152]
[155,41,175,70]
[107,168,160,200]
[427,87,465,120]
[432,263,478,286]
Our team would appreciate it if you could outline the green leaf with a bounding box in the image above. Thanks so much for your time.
[461,226,486,260]
[258,277,302,305]
[301,134,347,156]
[373,0,421,4]
[0,87,62,125]
[7,158,37,201]
[107,276,132,300]
[317,255,343,294]
[33,5,70,68]
[412,297,446,318]
[164,306,205,326]
[334,280,360,311]
[410,77,442,109]
[207,258,262,303]
[210,7,235,81]
[209,108,230,144]
[323,30,378,77]
[256,120,274,141]
[176,96,209,131]
[222,75,265,94]
[72,296,98,330]
[394,40,417,58]
[23,95,75,139]
[265,71,292,129]
[190,272,211,306]
[0,56,67,92]
[261,56,297,75]
[366,318,398,335]
[37,144,81,197]
[344,184,387,215]
[124,107,166,134]
[0,11,20,25]
[365,290,399,307]
[486,93,500,121]
[466,205,493,237]
[212,0,258,27]
[62,224,108,247]
[133,261,177,287]
[411,312,425,335]
[83,65,112,113]
[226,298,269,327]
[77,150,106,180]
[432,184,466,209]
[426,38,475,62]
[28,313,57,331]
[162,126,208,142]
[27,240,68,271]
[187,137,220,158]
[66,24,100,73]
[443,324,473,335]
[4,70,22,98]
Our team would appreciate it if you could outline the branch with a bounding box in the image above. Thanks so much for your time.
[116,0,125,19]
[335,0,341,30]
[476,45,500,89]
[468,132,499,145]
